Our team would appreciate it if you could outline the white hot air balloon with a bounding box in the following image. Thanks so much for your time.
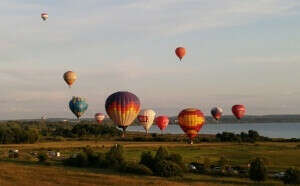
[41,13,48,21]
[137,109,156,134]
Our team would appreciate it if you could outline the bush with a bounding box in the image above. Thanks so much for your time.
[167,153,186,171]
[249,158,267,182]
[119,161,153,175]
[154,146,169,161]
[140,151,155,170]
[105,144,124,168]
[37,152,48,162]
[283,168,300,184]
[153,160,183,177]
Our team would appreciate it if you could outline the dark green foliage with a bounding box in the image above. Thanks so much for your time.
[283,168,300,184]
[140,151,155,170]
[154,146,169,161]
[249,158,267,182]
[216,130,270,142]
[37,152,48,162]
[153,160,183,177]
[119,162,153,175]
[140,146,185,177]
[105,144,124,168]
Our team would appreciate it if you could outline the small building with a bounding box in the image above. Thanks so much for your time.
[8,149,19,158]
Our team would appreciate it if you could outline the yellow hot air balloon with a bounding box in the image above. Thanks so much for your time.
[63,71,77,88]
[178,108,205,144]
[137,109,156,134]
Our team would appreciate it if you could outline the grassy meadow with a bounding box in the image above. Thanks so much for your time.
[0,140,299,185]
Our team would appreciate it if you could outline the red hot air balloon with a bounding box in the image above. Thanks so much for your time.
[41,13,48,21]
[155,116,169,134]
[211,107,223,121]
[178,108,205,144]
[232,105,246,120]
[175,47,186,61]
[105,91,141,137]
[95,113,105,124]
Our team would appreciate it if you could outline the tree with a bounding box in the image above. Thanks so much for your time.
[283,167,300,184]
[249,158,267,182]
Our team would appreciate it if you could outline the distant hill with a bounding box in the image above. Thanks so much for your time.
[2,114,300,124]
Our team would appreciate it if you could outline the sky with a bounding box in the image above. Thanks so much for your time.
[1,0,300,120]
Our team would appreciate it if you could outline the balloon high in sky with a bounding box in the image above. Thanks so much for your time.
[175,47,186,61]
[105,91,141,136]
[41,13,48,21]
[63,71,77,88]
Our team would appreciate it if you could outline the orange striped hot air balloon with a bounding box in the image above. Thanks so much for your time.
[178,108,205,144]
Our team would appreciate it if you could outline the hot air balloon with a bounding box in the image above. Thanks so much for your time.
[95,113,105,124]
[232,105,246,120]
[69,97,88,119]
[175,47,186,61]
[211,107,223,121]
[41,13,48,21]
[178,108,205,144]
[155,116,169,134]
[138,109,156,134]
[105,91,140,137]
[63,71,77,88]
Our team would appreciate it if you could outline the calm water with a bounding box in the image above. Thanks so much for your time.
[127,123,300,138]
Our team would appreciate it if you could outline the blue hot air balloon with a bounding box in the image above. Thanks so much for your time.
[69,96,88,119]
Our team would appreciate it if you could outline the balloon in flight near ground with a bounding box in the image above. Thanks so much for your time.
[105,91,141,136]
[137,109,156,134]
[69,97,88,119]
[232,105,246,120]
[155,116,169,133]
[41,13,48,21]
[211,107,223,121]
[175,47,186,61]
[178,108,205,144]
[63,71,77,87]
[95,113,105,124]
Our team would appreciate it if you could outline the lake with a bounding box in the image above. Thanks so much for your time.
[127,123,300,138]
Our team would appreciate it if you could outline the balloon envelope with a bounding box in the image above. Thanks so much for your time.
[105,91,140,131]
[138,109,156,133]
[178,108,205,142]
[95,113,105,124]
[69,97,88,119]
[63,71,77,87]
[211,107,223,121]
[41,13,48,21]
[175,47,186,61]
[232,105,246,120]
[155,116,169,131]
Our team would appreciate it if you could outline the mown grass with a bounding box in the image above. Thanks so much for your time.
[0,141,299,185]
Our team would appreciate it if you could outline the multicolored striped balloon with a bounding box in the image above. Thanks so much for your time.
[69,97,88,119]
[105,91,140,136]
[211,107,223,121]
[178,108,205,144]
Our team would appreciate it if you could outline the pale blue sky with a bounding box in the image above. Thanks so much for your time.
[1,0,300,119]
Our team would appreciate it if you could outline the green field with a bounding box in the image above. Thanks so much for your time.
[0,140,299,185]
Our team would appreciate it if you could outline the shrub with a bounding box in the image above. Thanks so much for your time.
[249,158,267,182]
[37,152,48,162]
[154,146,169,161]
[167,153,186,171]
[140,151,155,170]
[119,161,153,175]
[105,144,124,168]
[153,160,183,177]
[75,152,89,167]
[283,168,300,184]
